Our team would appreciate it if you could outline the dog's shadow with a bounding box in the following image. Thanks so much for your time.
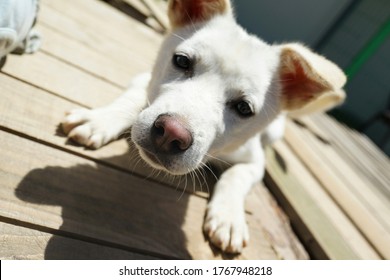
[14,142,220,259]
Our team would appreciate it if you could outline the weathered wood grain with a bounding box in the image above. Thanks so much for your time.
[289,119,390,228]
[2,51,122,108]
[265,141,382,259]
[246,182,309,260]
[41,0,161,56]
[39,4,160,70]
[284,120,390,259]
[0,129,202,259]
[38,25,138,88]
[0,221,157,260]
[123,0,152,16]
[268,141,380,259]
[140,0,169,30]
[313,114,390,194]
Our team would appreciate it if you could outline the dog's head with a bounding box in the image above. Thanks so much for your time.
[131,0,346,175]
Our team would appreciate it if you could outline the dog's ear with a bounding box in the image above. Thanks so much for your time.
[278,43,346,112]
[168,0,232,29]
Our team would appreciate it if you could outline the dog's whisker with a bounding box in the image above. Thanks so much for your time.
[144,166,158,182]
[205,153,231,167]
[184,173,188,193]
[193,169,201,193]
[166,172,177,186]
[195,168,203,193]
[202,163,219,184]
[189,169,196,193]
[197,167,208,193]
[172,32,186,42]
[198,163,212,194]
[183,8,198,33]
[203,168,210,195]
[168,172,176,186]
[177,172,189,201]
[130,153,142,173]
[172,174,181,191]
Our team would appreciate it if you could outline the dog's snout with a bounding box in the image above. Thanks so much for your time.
[152,114,193,154]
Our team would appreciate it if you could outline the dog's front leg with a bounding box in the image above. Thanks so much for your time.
[62,73,150,149]
[204,141,264,254]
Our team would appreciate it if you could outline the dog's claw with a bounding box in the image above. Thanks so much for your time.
[203,201,249,254]
[87,134,105,149]
[61,108,125,149]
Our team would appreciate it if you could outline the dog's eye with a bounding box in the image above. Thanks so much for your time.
[172,53,192,70]
[235,100,254,117]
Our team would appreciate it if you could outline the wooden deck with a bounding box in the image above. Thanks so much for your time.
[1,0,389,260]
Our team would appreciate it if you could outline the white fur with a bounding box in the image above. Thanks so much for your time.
[62,1,345,254]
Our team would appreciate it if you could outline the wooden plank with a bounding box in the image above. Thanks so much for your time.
[313,114,390,194]
[288,120,390,229]
[288,117,390,230]
[0,130,278,259]
[115,0,168,32]
[38,4,160,70]
[265,143,374,260]
[265,144,364,259]
[140,0,169,30]
[322,117,390,197]
[269,141,381,259]
[284,120,390,259]
[0,129,197,259]
[123,0,152,16]
[38,24,140,88]
[41,0,161,55]
[348,129,390,171]
[309,114,389,185]
[246,183,309,260]
[2,0,162,112]
[1,52,122,108]
[0,221,156,260]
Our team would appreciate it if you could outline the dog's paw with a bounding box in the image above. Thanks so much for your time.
[61,108,125,149]
[203,200,249,254]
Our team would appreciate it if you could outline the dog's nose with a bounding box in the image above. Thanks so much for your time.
[152,114,193,154]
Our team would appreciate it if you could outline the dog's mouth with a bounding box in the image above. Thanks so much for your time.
[137,146,177,174]
[141,148,161,166]
[135,144,203,176]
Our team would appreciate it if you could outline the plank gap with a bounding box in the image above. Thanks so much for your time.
[0,215,175,260]
[0,71,92,109]
[40,49,126,90]
[263,171,328,260]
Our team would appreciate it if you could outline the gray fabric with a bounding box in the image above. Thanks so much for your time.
[0,0,41,58]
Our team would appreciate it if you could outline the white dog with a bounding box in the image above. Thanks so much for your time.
[62,0,346,254]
